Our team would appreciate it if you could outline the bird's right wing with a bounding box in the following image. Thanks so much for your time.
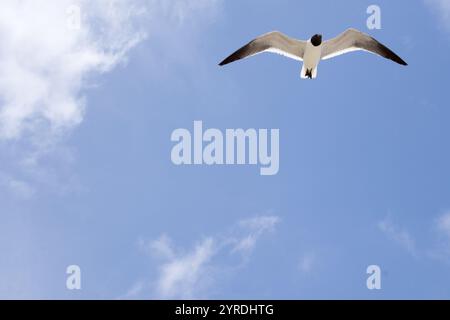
[219,31,306,66]
[321,28,407,65]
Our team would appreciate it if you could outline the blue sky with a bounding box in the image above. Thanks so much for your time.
[1,0,450,299]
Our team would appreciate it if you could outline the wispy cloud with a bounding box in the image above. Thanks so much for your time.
[130,215,280,299]
[0,0,222,141]
[431,211,450,259]
[0,176,35,200]
[151,236,216,299]
[0,0,147,141]
[231,216,280,254]
[436,212,450,239]
[378,217,417,257]
[378,211,450,264]
[421,211,450,263]
[424,0,450,31]
[149,0,221,25]
[298,253,316,274]
[0,0,221,197]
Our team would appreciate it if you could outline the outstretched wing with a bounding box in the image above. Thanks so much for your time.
[321,28,407,65]
[219,31,306,66]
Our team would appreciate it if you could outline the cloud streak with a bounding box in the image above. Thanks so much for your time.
[378,217,417,257]
[0,0,221,142]
[231,216,280,254]
[436,212,450,239]
[151,236,216,299]
[424,0,450,31]
[0,0,147,141]
[132,215,280,299]
[0,0,222,198]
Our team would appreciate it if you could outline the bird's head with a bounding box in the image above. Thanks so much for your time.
[311,34,322,46]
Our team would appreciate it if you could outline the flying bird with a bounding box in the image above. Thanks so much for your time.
[219,28,407,79]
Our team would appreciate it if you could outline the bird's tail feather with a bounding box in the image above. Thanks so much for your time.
[300,66,317,79]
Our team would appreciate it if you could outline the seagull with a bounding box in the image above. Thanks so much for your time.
[219,28,407,79]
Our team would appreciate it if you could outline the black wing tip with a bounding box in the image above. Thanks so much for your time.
[218,41,258,67]
[371,42,407,66]
[392,56,408,66]
[371,37,408,66]
[218,53,241,67]
[391,52,408,66]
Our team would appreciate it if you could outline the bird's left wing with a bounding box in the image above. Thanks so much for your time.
[219,31,306,66]
[321,28,407,65]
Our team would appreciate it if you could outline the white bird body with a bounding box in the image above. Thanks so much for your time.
[301,40,322,79]
[219,28,407,79]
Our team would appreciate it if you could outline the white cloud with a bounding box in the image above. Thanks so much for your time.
[0,0,221,141]
[425,0,450,31]
[0,0,221,198]
[149,0,220,25]
[0,172,35,199]
[155,237,216,299]
[298,253,316,273]
[0,0,148,140]
[120,281,146,300]
[6,179,35,199]
[232,216,280,253]
[436,212,450,238]
[378,218,417,256]
[142,234,176,260]
[131,215,280,299]
[377,212,450,264]
[428,212,450,261]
